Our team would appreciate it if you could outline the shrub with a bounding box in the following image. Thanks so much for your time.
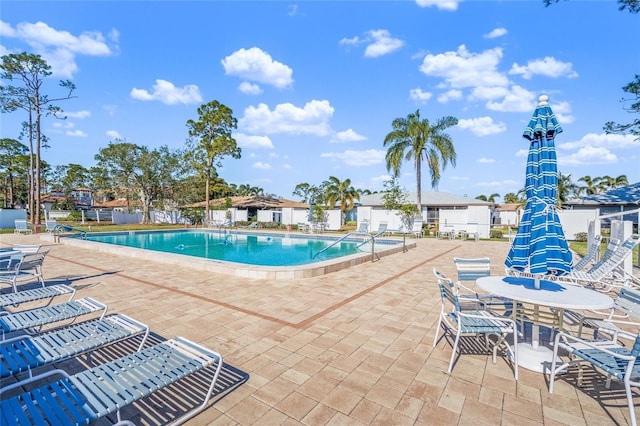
[574,232,588,242]
[490,229,503,239]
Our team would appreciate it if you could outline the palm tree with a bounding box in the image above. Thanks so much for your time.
[503,192,520,204]
[614,174,629,188]
[324,176,360,226]
[475,193,500,203]
[577,175,599,196]
[384,110,458,210]
[557,172,577,207]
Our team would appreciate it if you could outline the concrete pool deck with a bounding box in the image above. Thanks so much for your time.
[1,232,637,425]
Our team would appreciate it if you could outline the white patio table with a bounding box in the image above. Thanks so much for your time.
[476,275,614,373]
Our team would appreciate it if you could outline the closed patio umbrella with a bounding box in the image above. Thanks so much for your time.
[505,95,573,278]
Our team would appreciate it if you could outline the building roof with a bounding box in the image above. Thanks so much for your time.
[185,195,308,209]
[93,198,142,209]
[357,191,492,207]
[497,203,521,212]
[565,182,640,206]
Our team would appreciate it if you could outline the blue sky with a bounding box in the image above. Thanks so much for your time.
[1,1,639,201]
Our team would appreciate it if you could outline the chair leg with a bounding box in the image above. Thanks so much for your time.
[448,333,462,373]
[432,318,442,347]
[624,380,637,426]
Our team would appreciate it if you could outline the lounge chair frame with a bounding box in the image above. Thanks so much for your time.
[0,297,107,339]
[0,284,75,310]
[0,337,223,425]
[0,313,149,379]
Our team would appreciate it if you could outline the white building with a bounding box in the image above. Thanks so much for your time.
[356,191,493,239]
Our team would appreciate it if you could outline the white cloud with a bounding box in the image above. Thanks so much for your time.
[409,88,433,103]
[515,148,528,157]
[64,110,91,119]
[283,163,292,169]
[106,130,121,140]
[221,47,293,89]
[130,79,202,105]
[239,100,334,136]
[330,129,367,143]
[457,116,507,136]
[484,27,507,39]
[437,90,463,103]
[238,82,263,95]
[234,133,274,149]
[420,45,508,89]
[364,29,404,58]
[52,121,74,129]
[550,100,575,124]
[65,129,87,137]
[509,56,578,80]
[252,161,272,169]
[478,85,537,112]
[321,149,385,166]
[288,4,299,16]
[339,36,360,46]
[558,133,638,150]
[0,20,114,78]
[477,157,496,163]
[559,146,618,166]
[415,0,460,11]
[476,179,521,189]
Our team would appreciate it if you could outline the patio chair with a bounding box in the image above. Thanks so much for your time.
[0,284,75,310]
[45,218,58,232]
[548,330,640,426]
[432,268,519,379]
[0,337,223,425]
[13,219,32,235]
[0,250,49,292]
[0,297,107,339]
[572,287,640,343]
[453,257,512,311]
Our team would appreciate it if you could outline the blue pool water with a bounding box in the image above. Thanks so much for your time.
[81,230,396,267]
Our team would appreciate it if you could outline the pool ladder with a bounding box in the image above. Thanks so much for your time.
[312,231,371,259]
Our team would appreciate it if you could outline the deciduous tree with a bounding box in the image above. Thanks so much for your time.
[0,52,76,224]
[186,100,241,224]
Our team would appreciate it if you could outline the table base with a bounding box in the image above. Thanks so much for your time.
[515,342,562,373]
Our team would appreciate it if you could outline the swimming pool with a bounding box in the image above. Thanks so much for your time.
[61,229,413,279]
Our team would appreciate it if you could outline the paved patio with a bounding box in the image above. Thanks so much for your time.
[1,232,637,425]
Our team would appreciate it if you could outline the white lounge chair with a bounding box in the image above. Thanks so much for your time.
[0,297,107,338]
[410,219,424,238]
[0,313,149,379]
[507,234,639,291]
[13,219,32,235]
[12,244,42,254]
[0,337,223,426]
[0,284,75,310]
[572,234,604,271]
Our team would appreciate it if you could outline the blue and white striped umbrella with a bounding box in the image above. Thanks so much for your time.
[505,95,573,276]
